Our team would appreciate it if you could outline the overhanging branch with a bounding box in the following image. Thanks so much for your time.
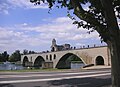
[71,0,111,42]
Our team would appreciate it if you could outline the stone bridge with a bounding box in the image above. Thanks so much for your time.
[21,46,111,69]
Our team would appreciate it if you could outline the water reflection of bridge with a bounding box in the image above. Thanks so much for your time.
[21,46,111,69]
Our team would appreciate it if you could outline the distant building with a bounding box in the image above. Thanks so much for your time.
[51,39,71,52]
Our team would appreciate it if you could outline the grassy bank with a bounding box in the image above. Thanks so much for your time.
[0,68,75,72]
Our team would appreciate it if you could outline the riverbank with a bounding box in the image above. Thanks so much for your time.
[0,65,111,72]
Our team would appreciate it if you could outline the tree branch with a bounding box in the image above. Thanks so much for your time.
[71,0,111,42]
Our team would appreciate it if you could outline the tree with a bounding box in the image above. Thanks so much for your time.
[30,0,120,86]
[9,50,21,62]
[3,51,9,62]
[0,51,9,62]
[23,49,28,55]
[0,53,3,62]
[28,50,36,54]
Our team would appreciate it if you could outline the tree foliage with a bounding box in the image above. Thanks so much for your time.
[9,50,21,62]
[0,51,9,62]
[23,49,28,55]
[23,49,36,55]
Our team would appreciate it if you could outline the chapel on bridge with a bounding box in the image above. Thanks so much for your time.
[51,39,71,52]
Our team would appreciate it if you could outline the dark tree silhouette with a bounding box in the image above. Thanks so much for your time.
[9,50,21,62]
[0,51,9,62]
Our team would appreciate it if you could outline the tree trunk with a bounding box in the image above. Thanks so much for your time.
[100,0,120,86]
[107,36,120,87]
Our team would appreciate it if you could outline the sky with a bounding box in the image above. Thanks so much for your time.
[0,0,106,54]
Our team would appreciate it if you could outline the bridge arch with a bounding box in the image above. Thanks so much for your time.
[23,56,29,67]
[34,56,45,68]
[55,53,85,69]
[95,56,104,65]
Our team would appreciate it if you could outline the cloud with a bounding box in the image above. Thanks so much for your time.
[7,0,48,9]
[20,17,100,46]
[0,0,48,14]
[0,3,9,15]
[0,27,27,48]
[53,17,71,23]
[0,25,52,53]
[20,17,99,40]
[0,17,101,53]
